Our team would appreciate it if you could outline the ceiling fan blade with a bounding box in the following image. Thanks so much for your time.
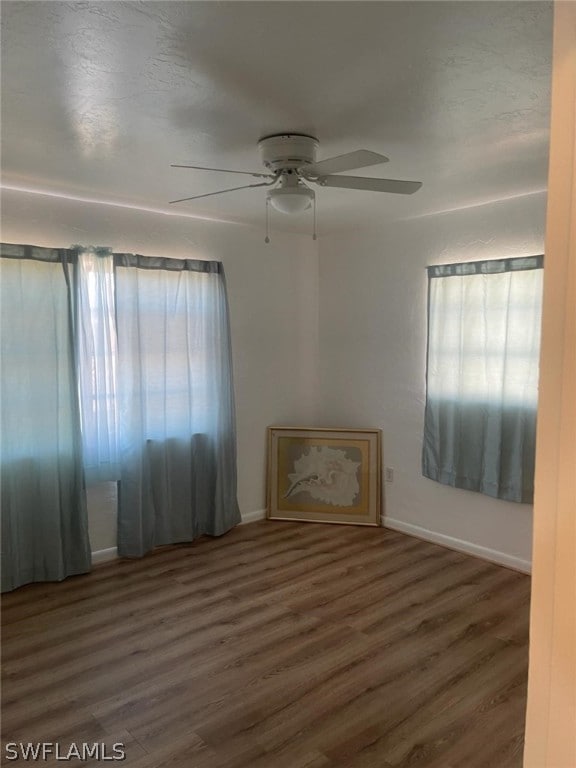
[171,164,274,179]
[169,180,275,205]
[315,175,422,195]
[303,150,389,176]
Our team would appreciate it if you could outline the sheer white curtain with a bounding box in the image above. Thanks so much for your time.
[76,248,120,483]
[423,256,543,502]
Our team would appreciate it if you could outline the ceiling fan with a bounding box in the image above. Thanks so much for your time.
[170,134,422,239]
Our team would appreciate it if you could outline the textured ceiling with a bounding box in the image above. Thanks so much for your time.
[1,1,553,235]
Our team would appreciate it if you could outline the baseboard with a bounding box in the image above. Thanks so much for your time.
[91,546,118,564]
[90,512,266,562]
[382,516,532,574]
[240,509,267,525]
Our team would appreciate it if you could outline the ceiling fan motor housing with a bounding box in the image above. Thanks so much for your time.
[258,134,319,172]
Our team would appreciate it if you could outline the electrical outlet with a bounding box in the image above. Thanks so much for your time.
[385,467,394,483]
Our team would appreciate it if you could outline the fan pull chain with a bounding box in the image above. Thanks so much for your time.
[265,198,270,244]
[312,195,317,241]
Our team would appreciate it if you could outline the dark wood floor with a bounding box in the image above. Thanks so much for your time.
[1,521,530,768]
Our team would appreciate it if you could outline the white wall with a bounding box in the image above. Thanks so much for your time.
[1,190,319,551]
[2,185,547,567]
[318,191,547,570]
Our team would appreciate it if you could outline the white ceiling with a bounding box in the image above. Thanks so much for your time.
[1,1,553,235]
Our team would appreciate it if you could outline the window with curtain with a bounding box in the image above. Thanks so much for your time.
[113,254,241,556]
[422,255,543,503]
[1,243,240,590]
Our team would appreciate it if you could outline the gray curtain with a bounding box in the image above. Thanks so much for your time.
[114,254,240,557]
[422,256,543,503]
[0,244,91,592]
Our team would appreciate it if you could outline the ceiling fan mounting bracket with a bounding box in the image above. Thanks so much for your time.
[258,133,319,172]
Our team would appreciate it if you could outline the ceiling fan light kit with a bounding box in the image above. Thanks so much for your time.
[267,186,314,214]
[170,133,422,241]
[266,169,315,214]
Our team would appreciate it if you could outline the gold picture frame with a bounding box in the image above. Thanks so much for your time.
[267,427,382,526]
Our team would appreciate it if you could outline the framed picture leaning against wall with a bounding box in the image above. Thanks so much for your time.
[267,427,382,526]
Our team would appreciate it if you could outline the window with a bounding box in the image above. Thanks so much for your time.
[422,256,543,503]
[113,263,216,440]
[76,251,234,476]
[1,243,240,581]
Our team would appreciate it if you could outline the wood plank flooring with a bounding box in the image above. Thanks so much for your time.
[1,521,530,767]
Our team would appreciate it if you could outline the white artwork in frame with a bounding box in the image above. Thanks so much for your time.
[267,427,382,526]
